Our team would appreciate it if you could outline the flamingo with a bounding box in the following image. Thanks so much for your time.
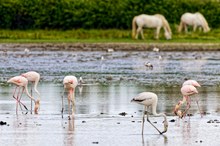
[182,79,201,87]
[7,76,40,114]
[131,92,168,135]
[62,76,78,119]
[21,71,40,113]
[174,84,201,118]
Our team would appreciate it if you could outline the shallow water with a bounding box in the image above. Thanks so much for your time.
[1,50,220,85]
[0,50,220,146]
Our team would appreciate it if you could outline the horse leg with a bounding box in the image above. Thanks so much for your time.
[155,27,161,39]
[193,25,197,32]
[184,24,188,33]
[136,27,142,39]
[140,28,145,39]
[198,27,202,32]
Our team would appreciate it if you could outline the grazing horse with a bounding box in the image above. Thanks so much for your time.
[132,14,172,40]
[178,12,210,33]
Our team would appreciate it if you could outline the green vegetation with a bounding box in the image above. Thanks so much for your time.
[0,0,220,30]
[0,29,220,43]
[0,0,220,43]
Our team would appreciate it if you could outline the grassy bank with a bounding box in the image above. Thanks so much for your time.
[0,29,220,43]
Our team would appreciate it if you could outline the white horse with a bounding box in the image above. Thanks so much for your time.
[132,14,172,40]
[178,12,210,33]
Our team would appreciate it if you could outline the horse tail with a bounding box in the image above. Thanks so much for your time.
[156,14,172,36]
[132,16,137,39]
[197,12,210,32]
[162,16,172,35]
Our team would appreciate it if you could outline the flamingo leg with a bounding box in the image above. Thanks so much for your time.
[12,86,28,114]
[195,97,203,118]
[70,88,75,117]
[16,87,22,115]
[16,87,20,115]
[182,96,191,118]
[12,86,18,114]
[19,87,28,114]
[61,94,64,119]
[30,82,33,114]
[142,106,146,135]
[68,92,71,120]
[12,86,18,98]
[146,111,162,134]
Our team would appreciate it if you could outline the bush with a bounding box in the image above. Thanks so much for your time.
[0,0,219,29]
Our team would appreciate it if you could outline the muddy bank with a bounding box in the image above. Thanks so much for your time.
[1,42,220,51]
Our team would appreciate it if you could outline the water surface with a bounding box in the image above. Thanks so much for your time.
[0,50,220,146]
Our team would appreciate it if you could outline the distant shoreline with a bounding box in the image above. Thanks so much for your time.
[1,42,220,51]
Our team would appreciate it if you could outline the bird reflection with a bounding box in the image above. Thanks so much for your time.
[78,86,83,95]
[142,134,168,146]
[63,119,75,146]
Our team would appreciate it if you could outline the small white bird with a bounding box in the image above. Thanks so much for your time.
[107,48,114,53]
[131,92,168,134]
[153,47,159,52]
[144,62,153,69]
[78,77,84,86]
[24,48,30,53]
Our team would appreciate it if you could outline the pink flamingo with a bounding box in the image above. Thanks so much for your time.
[62,76,78,119]
[131,92,168,135]
[182,79,201,87]
[21,71,40,113]
[7,76,40,114]
[174,82,202,118]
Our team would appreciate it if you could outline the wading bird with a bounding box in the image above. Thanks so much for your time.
[131,92,168,135]
[182,80,201,87]
[62,76,78,119]
[7,76,40,114]
[21,71,40,113]
[174,83,202,118]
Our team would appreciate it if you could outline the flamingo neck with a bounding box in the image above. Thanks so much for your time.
[152,104,167,122]
[33,80,40,98]
[24,85,36,102]
[69,88,75,100]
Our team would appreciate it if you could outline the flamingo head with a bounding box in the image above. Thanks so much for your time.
[34,99,40,114]
[173,102,184,118]
[161,120,168,134]
[174,101,181,114]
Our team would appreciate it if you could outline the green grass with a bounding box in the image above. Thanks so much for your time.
[0,29,220,43]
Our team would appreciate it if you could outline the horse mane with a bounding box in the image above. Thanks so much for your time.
[132,16,137,39]
[196,12,210,32]
[154,14,172,35]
